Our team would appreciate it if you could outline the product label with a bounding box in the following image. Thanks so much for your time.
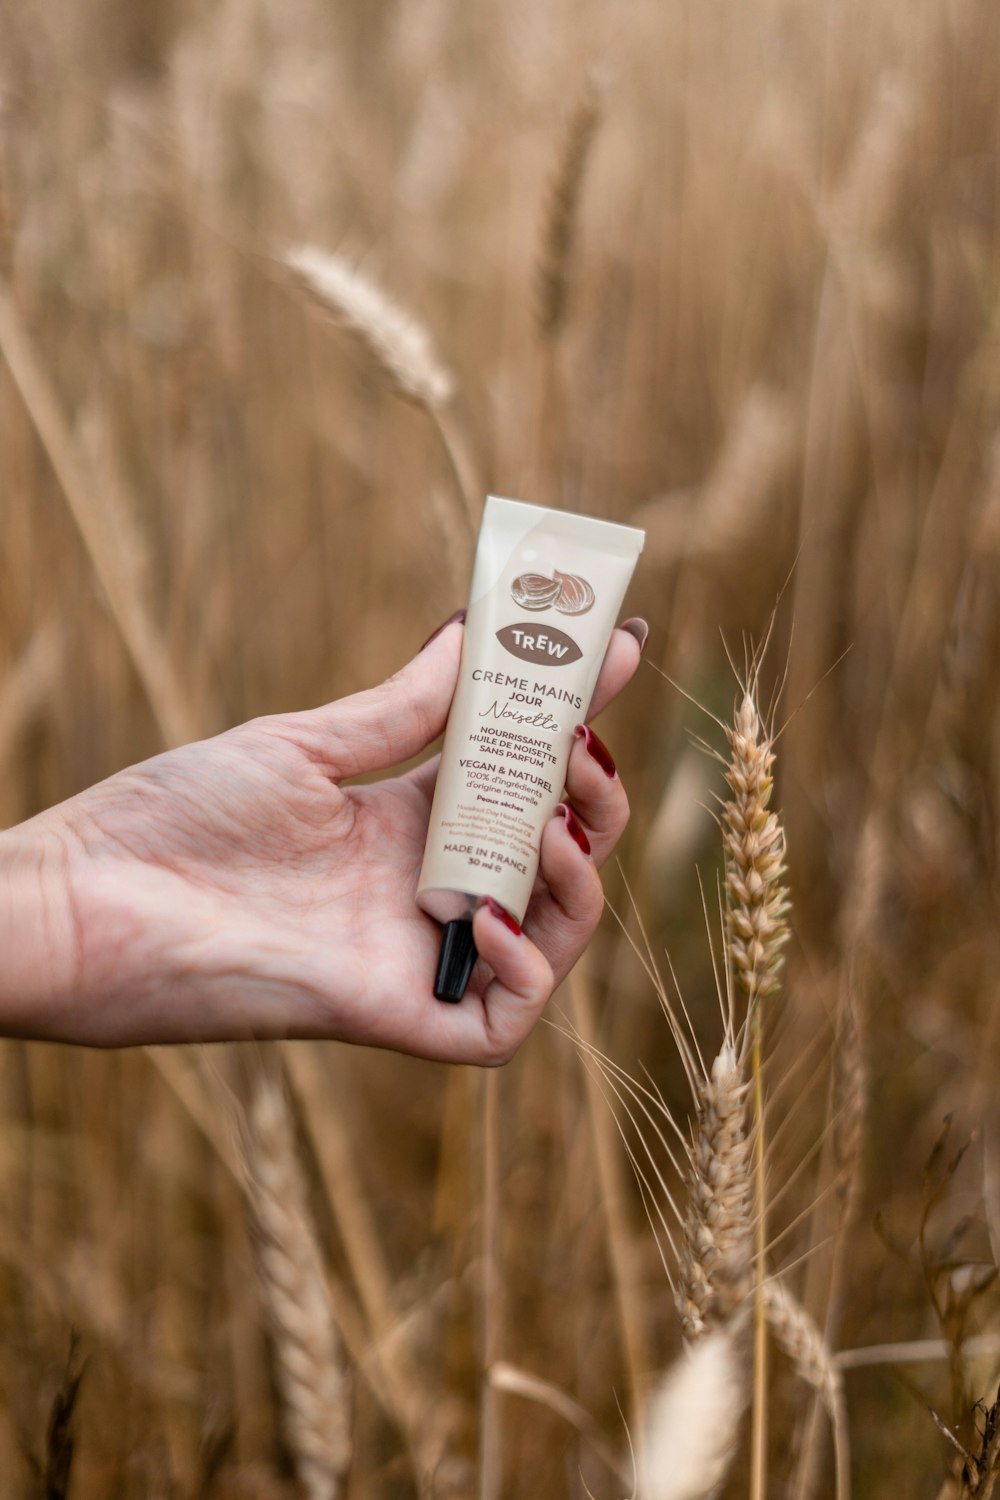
[434,655,580,883]
[417,496,644,925]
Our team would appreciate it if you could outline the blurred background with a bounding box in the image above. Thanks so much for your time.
[3,0,1000,1494]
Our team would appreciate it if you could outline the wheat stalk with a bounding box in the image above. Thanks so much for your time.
[792,983,867,1500]
[529,72,605,490]
[0,281,201,748]
[832,990,866,1224]
[633,385,797,575]
[721,681,789,1500]
[676,1047,854,1500]
[568,964,653,1417]
[0,623,60,775]
[0,157,12,278]
[285,245,453,409]
[240,1072,352,1500]
[536,71,604,338]
[489,1362,631,1487]
[765,1279,851,1500]
[283,245,478,530]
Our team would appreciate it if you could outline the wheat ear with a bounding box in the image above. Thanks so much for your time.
[679,1044,755,1342]
[723,689,791,1018]
[240,1072,352,1500]
[765,1279,851,1500]
[639,1327,746,1500]
[536,71,604,338]
[721,682,790,1500]
[283,246,478,529]
[285,245,453,408]
[530,73,604,489]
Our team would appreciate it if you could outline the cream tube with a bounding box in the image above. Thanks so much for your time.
[418,495,645,1001]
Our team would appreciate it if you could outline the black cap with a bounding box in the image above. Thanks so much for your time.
[434,919,478,1003]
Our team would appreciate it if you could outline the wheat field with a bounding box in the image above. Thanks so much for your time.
[3,0,1000,1495]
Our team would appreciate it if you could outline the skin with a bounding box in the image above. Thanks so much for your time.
[0,619,640,1064]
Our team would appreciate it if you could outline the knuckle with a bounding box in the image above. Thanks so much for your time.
[569,867,605,930]
[249,710,318,756]
[482,1038,518,1068]
[375,672,434,753]
[600,780,629,840]
[584,877,607,928]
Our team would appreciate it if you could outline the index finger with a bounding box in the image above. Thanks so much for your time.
[405,619,647,802]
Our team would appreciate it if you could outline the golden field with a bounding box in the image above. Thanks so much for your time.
[3,0,1000,1495]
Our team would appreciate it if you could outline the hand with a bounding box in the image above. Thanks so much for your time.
[2,618,643,1063]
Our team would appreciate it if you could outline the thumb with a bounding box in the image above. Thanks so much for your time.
[292,617,464,780]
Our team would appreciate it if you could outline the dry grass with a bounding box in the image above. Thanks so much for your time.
[4,0,1000,1495]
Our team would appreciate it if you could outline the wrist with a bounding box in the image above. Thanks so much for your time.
[0,813,81,1042]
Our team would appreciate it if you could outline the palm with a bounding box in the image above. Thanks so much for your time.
[63,620,641,1060]
[81,721,454,1045]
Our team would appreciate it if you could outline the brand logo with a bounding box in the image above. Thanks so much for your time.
[510,570,595,616]
[496,623,583,666]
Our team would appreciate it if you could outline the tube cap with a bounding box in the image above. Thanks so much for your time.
[434,919,478,1003]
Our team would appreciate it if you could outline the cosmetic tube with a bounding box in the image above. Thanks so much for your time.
[417,495,645,1001]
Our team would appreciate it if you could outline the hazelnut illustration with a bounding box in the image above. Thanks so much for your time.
[510,569,596,615]
[552,570,595,615]
[510,572,563,610]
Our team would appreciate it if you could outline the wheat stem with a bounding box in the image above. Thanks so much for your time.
[750,1015,768,1500]
[0,281,199,747]
[0,623,61,775]
[793,986,866,1500]
[434,401,481,533]
[489,1362,632,1486]
[570,964,651,1408]
[480,1069,502,1500]
[283,246,479,536]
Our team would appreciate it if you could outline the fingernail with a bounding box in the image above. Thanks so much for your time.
[620,617,649,654]
[573,723,617,779]
[419,608,466,652]
[484,896,522,935]
[556,802,592,856]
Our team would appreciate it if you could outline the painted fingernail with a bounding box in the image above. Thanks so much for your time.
[419,608,466,652]
[556,802,592,856]
[573,723,617,779]
[484,896,522,935]
[620,617,649,654]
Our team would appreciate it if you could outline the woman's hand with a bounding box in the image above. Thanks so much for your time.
[0,617,644,1063]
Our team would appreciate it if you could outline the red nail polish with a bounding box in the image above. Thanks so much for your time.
[419,609,466,652]
[556,803,592,856]
[484,896,522,935]
[574,724,617,779]
[620,617,649,654]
